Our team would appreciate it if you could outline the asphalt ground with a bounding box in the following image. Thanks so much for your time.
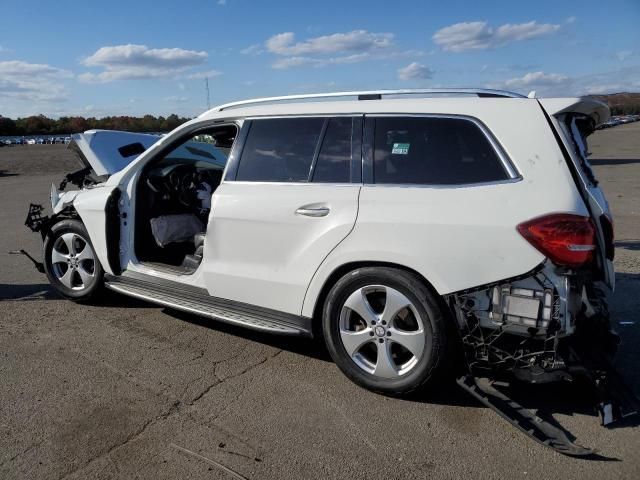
[1,122,639,479]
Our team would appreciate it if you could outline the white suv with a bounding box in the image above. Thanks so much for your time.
[26,89,618,409]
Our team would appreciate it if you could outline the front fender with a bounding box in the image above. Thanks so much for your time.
[70,185,115,275]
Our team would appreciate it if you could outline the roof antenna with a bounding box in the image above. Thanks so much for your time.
[205,77,211,110]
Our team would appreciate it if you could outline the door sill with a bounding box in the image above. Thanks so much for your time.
[137,261,197,276]
[104,270,312,337]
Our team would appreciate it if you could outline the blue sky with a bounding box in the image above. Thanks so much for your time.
[1,0,638,118]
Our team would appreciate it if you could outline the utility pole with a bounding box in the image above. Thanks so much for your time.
[205,77,211,110]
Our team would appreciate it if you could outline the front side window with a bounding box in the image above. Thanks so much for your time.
[236,117,324,182]
[161,125,237,170]
[372,117,509,185]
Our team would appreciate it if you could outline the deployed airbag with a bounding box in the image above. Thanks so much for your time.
[150,214,203,248]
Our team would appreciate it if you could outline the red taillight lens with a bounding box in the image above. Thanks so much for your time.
[517,214,596,267]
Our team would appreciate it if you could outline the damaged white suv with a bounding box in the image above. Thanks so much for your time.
[24,89,630,454]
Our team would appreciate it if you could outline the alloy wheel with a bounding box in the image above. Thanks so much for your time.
[51,233,97,291]
[339,285,426,378]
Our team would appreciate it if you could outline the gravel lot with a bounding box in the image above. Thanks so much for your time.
[1,123,639,480]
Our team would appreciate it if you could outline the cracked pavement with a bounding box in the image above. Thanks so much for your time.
[1,124,640,479]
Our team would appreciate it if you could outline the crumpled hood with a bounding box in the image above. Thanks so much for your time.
[69,130,161,176]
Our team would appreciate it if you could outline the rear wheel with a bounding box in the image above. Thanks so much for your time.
[323,267,448,395]
[44,219,104,301]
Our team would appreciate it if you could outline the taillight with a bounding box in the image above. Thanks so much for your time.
[517,214,596,267]
[600,214,615,261]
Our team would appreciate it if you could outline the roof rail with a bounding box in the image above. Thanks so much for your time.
[208,88,526,113]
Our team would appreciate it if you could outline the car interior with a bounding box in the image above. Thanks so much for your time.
[134,124,237,273]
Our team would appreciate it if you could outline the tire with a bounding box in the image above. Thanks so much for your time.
[322,267,448,395]
[43,219,104,301]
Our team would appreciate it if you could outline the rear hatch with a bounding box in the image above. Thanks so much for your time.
[539,98,615,289]
[69,130,161,177]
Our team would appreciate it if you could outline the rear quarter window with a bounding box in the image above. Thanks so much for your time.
[372,116,509,185]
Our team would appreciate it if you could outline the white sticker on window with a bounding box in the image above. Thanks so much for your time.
[391,143,410,155]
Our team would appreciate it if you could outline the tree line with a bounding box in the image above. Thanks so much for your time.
[0,114,191,136]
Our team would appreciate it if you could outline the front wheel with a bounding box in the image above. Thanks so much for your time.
[322,267,449,395]
[43,219,104,301]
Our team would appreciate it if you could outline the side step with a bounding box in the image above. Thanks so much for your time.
[104,271,312,337]
[457,375,594,456]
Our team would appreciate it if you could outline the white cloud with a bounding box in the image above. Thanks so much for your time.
[0,60,72,79]
[398,62,434,81]
[272,53,371,69]
[0,60,72,102]
[259,30,429,70]
[217,0,227,5]
[433,20,561,52]
[576,66,640,95]
[80,44,208,82]
[566,16,577,24]
[487,66,640,97]
[503,71,570,89]
[240,44,263,56]
[266,30,394,56]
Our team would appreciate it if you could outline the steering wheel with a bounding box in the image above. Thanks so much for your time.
[167,165,199,207]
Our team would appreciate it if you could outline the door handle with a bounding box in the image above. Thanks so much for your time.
[295,206,330,217]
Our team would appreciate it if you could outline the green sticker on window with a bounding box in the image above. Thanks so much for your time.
[392,143,410,155]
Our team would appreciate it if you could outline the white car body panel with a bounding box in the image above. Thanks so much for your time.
[71,185,115,275]
[301,100,588,316]
[545,112,615,289]
[72,130,161,176]
[202,182,360,314]
[51,186,79,214]
[58,95,608,321]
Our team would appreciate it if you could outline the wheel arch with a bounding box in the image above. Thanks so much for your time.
[308,260,449,336]
[42,206,81,240]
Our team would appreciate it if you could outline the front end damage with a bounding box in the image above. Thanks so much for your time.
[17,129,158,269]
[448,263,639,455]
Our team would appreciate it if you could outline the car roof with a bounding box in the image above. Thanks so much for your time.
[194,90,607,127]
[197,88,527,120]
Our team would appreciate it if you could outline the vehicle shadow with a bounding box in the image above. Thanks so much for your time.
[0,283,157,309]
[0,169,19,177]
[616,240,640,252]
[164,307,333,362]
[0,283,57,300]
[590,158,640,166]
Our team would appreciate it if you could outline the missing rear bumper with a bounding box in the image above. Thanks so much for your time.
[449,264,639,454]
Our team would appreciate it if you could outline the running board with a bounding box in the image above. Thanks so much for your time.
[456,375,594,456]
[104,271,312,337]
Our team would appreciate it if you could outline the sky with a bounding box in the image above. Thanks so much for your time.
[0,0,639,119]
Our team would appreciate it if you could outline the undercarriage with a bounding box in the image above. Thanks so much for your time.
[448,263,639,455]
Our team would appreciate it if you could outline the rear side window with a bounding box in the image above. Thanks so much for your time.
[236,117,324,182]
[372,117,509,185]
[312,117,353,183]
